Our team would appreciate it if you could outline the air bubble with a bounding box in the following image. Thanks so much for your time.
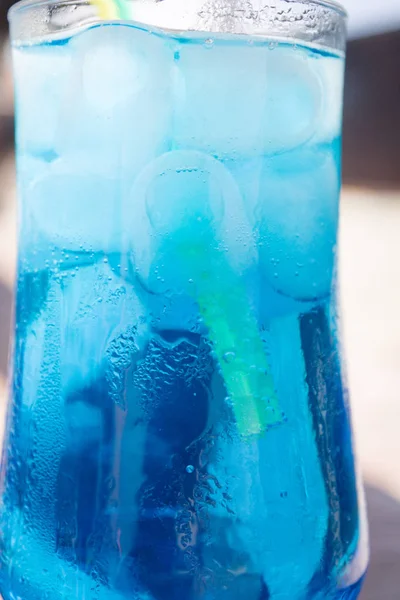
[223,351,236,363]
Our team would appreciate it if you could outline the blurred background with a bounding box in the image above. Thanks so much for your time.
[0,1,399,598]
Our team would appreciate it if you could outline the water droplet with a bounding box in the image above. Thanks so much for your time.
[224,395,234,407]
[204,38,214,49]
[186,465,195,474]
[223,351,236,364]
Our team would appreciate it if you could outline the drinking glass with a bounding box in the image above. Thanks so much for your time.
[1,1,369,599]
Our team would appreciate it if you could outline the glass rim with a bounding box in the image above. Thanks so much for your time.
[8,0,348,21]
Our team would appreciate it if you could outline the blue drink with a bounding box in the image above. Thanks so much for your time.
[1,2,368,600]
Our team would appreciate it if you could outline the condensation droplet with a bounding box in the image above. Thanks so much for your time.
[223,351,236,363]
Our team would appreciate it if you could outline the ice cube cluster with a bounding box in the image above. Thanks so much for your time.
[13,22,344,304]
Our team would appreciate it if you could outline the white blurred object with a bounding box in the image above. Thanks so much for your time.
[343,0,400,39]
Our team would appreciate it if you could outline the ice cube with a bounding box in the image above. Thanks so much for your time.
[81,28,145,113]
[262,45,323,153]
[256,147,340,301]
[258,314,329,596]
[13,43,72,156]
[129,149,256,297]
[313,52,346,143]
[27,158,132,251]
[205,316,327,597]
[173,41,322,157]
[56,24,173,176]
[173,42,268,157]
[222,157,263,220]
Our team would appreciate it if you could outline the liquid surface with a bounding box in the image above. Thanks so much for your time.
[0,22,368,600]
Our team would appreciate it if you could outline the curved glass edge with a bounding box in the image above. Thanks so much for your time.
[8,0,348,19]
[8,0,347,52]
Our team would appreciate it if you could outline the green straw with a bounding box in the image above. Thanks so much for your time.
[130,147,285,438]
[91,0,131,20]
[179,233,283,436]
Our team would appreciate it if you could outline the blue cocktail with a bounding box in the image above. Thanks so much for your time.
[1,1,368,599]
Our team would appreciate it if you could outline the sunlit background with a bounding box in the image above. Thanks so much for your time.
[0,1,400,598]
